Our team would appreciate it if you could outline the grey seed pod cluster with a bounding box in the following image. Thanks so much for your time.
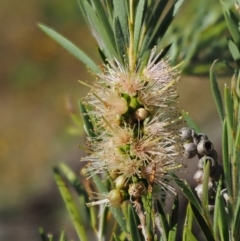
[181,127,225,209]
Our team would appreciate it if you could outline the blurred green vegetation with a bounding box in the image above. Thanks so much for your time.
[0,0,233,240]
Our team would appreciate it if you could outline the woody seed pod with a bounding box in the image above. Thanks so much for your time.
[183,142,197,159]
[193,169,204,184]
[198,156,217,173]
[179,127,193,141]
[197,139,214,156]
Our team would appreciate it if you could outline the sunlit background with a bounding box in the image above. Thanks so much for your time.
[0,0,231,240]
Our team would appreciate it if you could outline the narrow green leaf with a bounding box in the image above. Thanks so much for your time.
[92,174,108,193]
[148,0,185,48]
[210,63,224,121]
[213,181,220,239]
[110,207,128,233]
[83,1,118,59]
[57,163,90,226]
[91,0,115,45]
[128,205,142,241]
[142,193,154,240]
[113,0,129,45]
[79,101,96,138]
[201,161,210,211]
[182,110,201,133]
[139,0,169,56]
[38,24,99,73]
[233,123,240,165]
[190,204,215,241]
[171,174,202,214]
[156,200,169,241]
[53,168,88,241]
[215,179,229,241]
[147,0,169,28]
[77,0,89,24]
[222,7,240,44]
[134,0,146,53]
[228,39,240,65]
[183,204,194,241]
[233,194,240,238]
[224,85,234,132]
[58,163,86,196]
[114,17,126,61]
[183,228,198,241]
[168,196,179,241]
[222,119,232,197]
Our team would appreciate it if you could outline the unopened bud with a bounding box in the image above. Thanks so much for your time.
[107,189,127,207]
[134,108,149,121]
[115,175,127,190]
[128,182,146,199]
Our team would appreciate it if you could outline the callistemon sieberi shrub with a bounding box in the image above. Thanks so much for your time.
[81,49,184,208]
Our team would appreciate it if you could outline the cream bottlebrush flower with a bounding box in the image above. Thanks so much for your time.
[139,50,180,110]
[82,49,183,200]
[83,85,128,129]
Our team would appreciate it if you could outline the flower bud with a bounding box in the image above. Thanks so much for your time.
[179,127,192,141]
[115,175,127,190]
[197,139,214,156]
[198,156,217,173]
[134,108,149,121]
[107,189,127,207]
[128,182,146,199]
[183,142,197,159]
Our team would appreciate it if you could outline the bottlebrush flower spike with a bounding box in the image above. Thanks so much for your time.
[82,48,183,201]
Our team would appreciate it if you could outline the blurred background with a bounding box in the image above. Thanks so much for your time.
[0,0,233,240]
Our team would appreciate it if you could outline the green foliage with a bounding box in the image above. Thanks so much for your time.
[174,3,240,240]
[40,0,240,241]
[210,62,225,122]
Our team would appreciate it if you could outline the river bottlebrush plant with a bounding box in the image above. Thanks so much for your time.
[38,0,240,241]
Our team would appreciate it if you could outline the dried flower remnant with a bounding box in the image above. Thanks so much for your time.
[82,49,183,207]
